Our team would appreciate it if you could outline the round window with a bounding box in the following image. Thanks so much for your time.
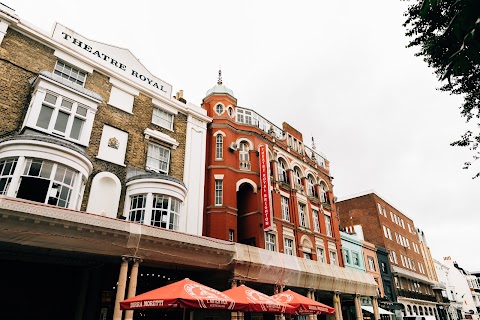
[215,104,224,114]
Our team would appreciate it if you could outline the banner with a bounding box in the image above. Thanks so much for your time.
[259,145,273,231]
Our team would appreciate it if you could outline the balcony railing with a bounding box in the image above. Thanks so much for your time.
[396,289,437,302]
[239,161,251,170]
[235,107,329,171]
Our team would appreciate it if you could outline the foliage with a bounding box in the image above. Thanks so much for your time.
[404,0,480,177]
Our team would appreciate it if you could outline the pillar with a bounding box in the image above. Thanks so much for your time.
[124,258,141,320]
[372,297,380,320]
[309,290,316,320]
[334,292,343,320]
[354,294,363,320]
[113,256,129,320]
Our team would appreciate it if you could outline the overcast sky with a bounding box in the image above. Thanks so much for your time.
[6,0,478,271]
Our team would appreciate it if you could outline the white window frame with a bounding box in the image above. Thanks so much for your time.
[307,175,317,197]
[352,251,360,266]
[317,247,325,263]
[312,209,320,232]
[0,158,18,195]
[265,232,276,251]
[277,159,288,183]
[229,229,234,242]
[54,60,87,86]
[239,142,250,170]
[281,196,290,221]
[324,214,332,236]
[329,250,337,265]
[284,238,294,255]
[146,142,171,174]
[298,203,307,228]
[368,256,376,271]
[215,134,223,159]
[344,249,351,264]
[152,107,174,130]
[215,179,223,206]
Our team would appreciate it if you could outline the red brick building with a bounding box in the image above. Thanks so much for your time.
[202,75,342,266]
[336,191,439,319]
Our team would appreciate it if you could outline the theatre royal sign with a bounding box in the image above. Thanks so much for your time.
[52,23,172,98]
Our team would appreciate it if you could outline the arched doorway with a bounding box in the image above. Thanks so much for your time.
[236,181,258,246]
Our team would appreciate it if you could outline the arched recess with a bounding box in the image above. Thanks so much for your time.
[299,235,314,258]
[235,137,254,150]
[86,172,121,218]
[236,178,258,193]
[236,181,258,247]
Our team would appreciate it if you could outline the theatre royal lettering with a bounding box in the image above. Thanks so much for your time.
[52,24,172,98]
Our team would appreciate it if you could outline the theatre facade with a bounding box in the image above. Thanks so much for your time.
[0,4,378,320]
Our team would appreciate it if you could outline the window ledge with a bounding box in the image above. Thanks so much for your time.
[144,128,179,149]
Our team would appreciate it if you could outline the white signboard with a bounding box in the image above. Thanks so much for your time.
[52,23,172,98]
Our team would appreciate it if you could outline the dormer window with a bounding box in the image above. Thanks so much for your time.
[54,61,87,87]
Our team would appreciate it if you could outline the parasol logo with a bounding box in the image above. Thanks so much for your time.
[274,293,294,304]
[184,284,235,309]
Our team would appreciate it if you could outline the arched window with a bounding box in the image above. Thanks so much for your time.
[319,181,328,203]
[429,307,433,315]
[277,159,288,183]
[407,305,412,316]
[293,167,302,188]
[413,305,418,315]
[215,134,223,159]
[239,142,250,170]
[307,174,317,197]
[419,306,424,316]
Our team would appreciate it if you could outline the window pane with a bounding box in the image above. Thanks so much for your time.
[61,100,73,110]
[70,117,84,140]
[54,111,69,133]
[44,93,57,105]
[36,105,54,129]
[76,105,88,117]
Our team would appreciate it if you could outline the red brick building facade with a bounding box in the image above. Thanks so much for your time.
[202,76,343,266]
[336,191,439,319]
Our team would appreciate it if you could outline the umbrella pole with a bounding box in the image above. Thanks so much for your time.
[183,308,186,320]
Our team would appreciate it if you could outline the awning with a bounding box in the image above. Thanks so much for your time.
[361,306,394,315]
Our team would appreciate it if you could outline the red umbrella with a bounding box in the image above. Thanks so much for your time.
[120,278,248,311]
[272,289,335,315]
[223,285,296,314]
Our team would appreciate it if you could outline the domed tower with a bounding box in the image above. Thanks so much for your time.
[202,70,237,119]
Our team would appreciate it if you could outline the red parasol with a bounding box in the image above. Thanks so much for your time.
[120,278,249,311]
[272,289,335,315]
[223,285,296,314]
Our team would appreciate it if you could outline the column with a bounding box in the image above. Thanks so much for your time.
[334,292,342,320]
[113,256,129,320]
[309,290,316,320]
[372,297,380,320]
[354,294,363,320]
[124,258,142,320]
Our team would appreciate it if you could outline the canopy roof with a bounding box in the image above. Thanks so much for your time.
[272,289,335,315]
[223,285,295,314]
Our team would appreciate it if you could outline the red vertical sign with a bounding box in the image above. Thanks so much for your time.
[259,144,273,231]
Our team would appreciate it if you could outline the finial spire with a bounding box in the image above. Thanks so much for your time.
[218,68,223,85]
[311,136,316,150]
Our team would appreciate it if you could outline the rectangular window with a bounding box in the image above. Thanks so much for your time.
[390,251,397,264]
[0,158,18,195]
[390,211,395,222]
[352,251,360,266]
[299,203,307,227]
[229,229,234,242]
[324,214,332,236]
[54,60,87,86]
[368,256,376,271]
[317,248,325,263]
[281,196,290,221]
[344,249,351,264]
[383,225,389,238]
[146,143,170,174]
[151,195,181,230]
[329,251,337,265]
[36,92,87,141]
[284,238,294,255]
[377,203,383,216]
[304,252,312,260]
[387,227,392,240]
[152,108,174,130]
[265,233,276,251]
[215,134,223,159]
[129,194,146,223]
[312,209,320,232]
[215,179,223,205]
